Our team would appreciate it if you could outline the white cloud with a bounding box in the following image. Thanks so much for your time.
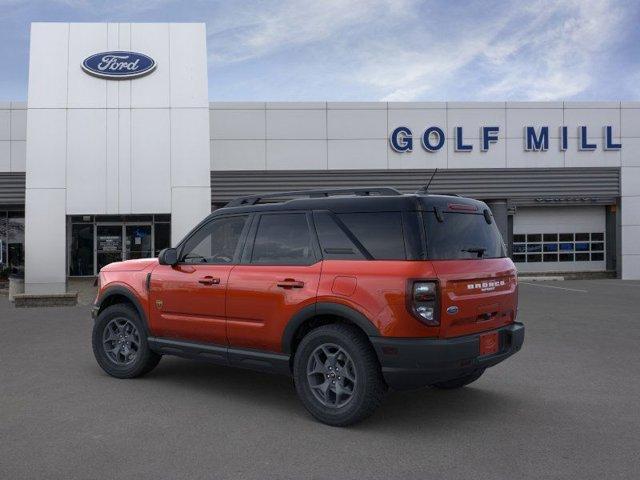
[360,0,626,101]
[207,0,412,64]
[206,0,627,101]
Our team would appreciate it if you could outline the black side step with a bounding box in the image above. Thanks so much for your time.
[147,337,291,376]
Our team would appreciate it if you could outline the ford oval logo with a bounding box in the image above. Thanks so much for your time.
[447,306,459,315]
[82,51,156,80]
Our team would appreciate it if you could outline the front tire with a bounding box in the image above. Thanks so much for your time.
[293,324,386,427]
[92,304,161,379]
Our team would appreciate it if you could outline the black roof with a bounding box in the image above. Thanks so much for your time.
[208,189,489,218]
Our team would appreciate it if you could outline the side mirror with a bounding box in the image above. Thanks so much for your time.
[158,248,178,266]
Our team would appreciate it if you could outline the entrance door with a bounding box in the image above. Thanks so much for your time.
[96,225,123,271]
[125,225,152,260]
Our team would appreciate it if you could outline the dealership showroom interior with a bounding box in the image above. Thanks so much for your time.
[1,6,640,479]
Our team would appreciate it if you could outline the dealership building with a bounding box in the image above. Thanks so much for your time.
[1,22,639,294]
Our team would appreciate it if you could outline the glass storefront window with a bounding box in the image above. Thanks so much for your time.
[6,212,25,275]
[154,223,171,256]
[69,224,94,276]
[68,216,172,276]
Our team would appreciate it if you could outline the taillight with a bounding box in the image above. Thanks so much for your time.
[409,281,439,326]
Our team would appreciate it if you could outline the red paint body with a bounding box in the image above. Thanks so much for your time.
[98,256,517,353]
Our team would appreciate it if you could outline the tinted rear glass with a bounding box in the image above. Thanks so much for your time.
[423,212,506,260]
[313,212,366,260]
[337,212,406,260]
[251,213,314,265]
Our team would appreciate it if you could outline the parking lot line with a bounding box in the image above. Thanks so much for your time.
[520,282,588,293]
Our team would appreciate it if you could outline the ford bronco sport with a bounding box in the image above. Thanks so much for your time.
[91,188,524,426]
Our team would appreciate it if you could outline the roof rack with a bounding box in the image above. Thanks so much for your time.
[226,187,402,207]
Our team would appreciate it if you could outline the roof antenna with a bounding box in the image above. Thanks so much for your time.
[417,168,438,194]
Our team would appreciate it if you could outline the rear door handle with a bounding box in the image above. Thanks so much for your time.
[277,279,305,289]
[198,276,221,285]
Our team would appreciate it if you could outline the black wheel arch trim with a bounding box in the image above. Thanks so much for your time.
[281,302,380,354]
[95,285,150,334]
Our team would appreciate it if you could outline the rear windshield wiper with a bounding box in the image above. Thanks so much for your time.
[461,247,486,258]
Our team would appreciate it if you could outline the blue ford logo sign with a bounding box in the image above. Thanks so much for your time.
[82,51,156,80]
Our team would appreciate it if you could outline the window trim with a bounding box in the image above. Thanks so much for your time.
[242,211,320,266]
[176,213,252,266]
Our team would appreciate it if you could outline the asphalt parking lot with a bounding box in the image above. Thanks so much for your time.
[1,279,639,479]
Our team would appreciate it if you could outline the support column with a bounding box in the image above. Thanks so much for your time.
[24,188,66,293]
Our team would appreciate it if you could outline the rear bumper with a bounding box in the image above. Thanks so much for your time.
[370,322,524,390]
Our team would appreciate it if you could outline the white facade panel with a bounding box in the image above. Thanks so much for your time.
[130,108,171,212]
[0,109,10,140]
[66,108,107,214]
[10,109,27,141]
[387,108,447,140]
[266,109,326,139]
[25,109,67,189]
[169,23,209,108]
[117,109,132,212]
[328,110,387,139]
[621,138,640,166]
[130,23,170,108]
[621,108,640,138]
[506,138,564,168]
[447,108,506,139]
[11,141,26,172]
[24,188,67,293]
[388,142,447,169]
[27,23,68,108]
[117,24,132,108]
[106,23,119,109]
[564,143,621,167]
[170,108,211,187]
[0,141,9,171]
[563,108,621,138]
[211,140,266,170]
[105,108,119,212]
[171,186,211,245]
[328,140,387,169]
[266,140,327,170]
[506,108,563,138]
[67,23,108,109]
[621,226,640,255]
[210,109,265,140]
[621,195,640,226]
[447,139,506,169]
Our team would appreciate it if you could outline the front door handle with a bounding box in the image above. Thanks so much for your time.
[198,276,221,285]
[277,279,305,289]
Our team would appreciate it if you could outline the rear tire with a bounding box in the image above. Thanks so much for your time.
[92,304,161,379]
[431,369,485,389]
[293,324,386,427]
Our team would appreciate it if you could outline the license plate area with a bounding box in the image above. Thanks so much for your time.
[479,331,499,356]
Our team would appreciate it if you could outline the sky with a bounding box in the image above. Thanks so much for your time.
[0,0,639,102]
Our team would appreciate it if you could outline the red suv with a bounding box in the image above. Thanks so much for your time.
[91,188,524,426]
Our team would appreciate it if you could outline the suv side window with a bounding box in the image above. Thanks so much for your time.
[337,212,406,260]
[180,215,248,264]
[313,212,366,260]
[251,213,315,265]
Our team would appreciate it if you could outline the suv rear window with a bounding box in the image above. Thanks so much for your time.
[337,212,406,260]
[423,212,506,260]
